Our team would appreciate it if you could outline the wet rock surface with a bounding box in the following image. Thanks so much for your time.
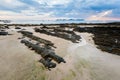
[74,26,120,55]
[34,26,81,43]
[18,30,55,47]
[0,25,9,35]
[0,31,8,35]
[20,39,66,70]
[15,26,21,29]
[18,30,66,70]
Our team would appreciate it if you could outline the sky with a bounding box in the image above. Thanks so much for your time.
[0,0,120,22]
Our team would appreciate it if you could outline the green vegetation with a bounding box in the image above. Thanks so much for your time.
[24,62,47,80]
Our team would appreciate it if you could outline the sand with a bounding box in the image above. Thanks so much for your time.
[0,30,38,80]
[0,27,120,80]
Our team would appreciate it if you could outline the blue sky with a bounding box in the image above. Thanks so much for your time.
[0,0,120,22]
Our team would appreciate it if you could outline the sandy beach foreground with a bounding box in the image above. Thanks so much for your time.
[0,26,120,80]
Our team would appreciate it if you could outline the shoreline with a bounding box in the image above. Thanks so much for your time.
[0,25,120,80]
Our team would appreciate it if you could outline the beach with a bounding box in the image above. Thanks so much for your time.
[0,26,120,80]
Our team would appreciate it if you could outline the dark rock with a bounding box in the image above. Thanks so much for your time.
[21,39,66,69]
[19,30,54,47]
[39,58,56,70]
[0,31,8,35]
[15,27,21,29]
[74,26,120,55]
[34,27,81,43]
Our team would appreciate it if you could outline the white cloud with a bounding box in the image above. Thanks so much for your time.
[0,0,26,8]
[20,7,39,16]
[65,10,79,16]
[0,10,19,16]
[86,10,112,20]
[0,10,56,21]
[86,10,120,21]
[0,0,119,22]
[35,0,71,6]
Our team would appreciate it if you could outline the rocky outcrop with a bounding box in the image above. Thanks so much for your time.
[21,39,65,70]
[0,31,8,35]
[34,27,81,43]
[18,30,65,70]
[74,27,120,55]
[0,29,8,35]
[18,31,55,47]
[15,26,21,29]
[0,25,9,35]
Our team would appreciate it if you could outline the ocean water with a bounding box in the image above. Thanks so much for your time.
[11,20,85,24]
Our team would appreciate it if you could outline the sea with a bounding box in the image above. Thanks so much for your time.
[0,20,115,24]
[9,20,86,24]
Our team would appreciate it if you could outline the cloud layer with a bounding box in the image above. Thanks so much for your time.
[0,0,120,22]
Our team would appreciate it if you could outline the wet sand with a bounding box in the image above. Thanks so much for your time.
[0,27,120,80]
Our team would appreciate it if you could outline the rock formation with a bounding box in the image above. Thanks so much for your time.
[74,26,120,55]
[21,39,66,70]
